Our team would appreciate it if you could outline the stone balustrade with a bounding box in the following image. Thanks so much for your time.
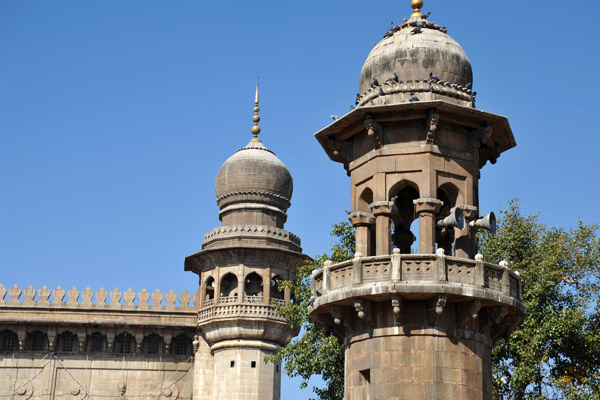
[311,250,522,304]
[198,303,287,323]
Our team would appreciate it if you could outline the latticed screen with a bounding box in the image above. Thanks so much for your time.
[115,333,135,354]
[0,331,18,352]
[143,334,163,355]
[26,331,48,352]
[58,333,78,353]
[87,333,106,353]
[172,335,192,356]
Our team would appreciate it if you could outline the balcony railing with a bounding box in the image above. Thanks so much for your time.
[311,250,522,301]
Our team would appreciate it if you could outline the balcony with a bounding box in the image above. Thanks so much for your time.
[311,250,522,309]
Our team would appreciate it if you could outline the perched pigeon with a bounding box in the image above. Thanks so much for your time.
[428,82,435,92]
[386,72,399,83]
[430,72,440,82]
[370,78,380,88]
[416,20,427,28]
[465,82,472,89]
[384,29,393,38]
[403,17,408,23]
[411,26,422,35]
[422,12,431,20]
[331,115,339,121]
[378,87,385,96]
[355,93,361,104]
[349,105,355,111]
[441,26,447,33]
[409,92,419,102]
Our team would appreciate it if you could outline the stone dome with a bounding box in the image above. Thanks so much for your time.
[357,20,474,107]
[215,139,293,212]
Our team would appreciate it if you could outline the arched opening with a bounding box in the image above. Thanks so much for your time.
[57,331,78,353]
[86,332,107,353]
[115,332,135,354]
[220,273,238,299]
[26,330,48,352]
[205,276,215,303]
[244,272,263,299]
[390,182,420,254]
[0,330,18,352]
[271,275,284,300]
[143,333,163,355]
[436,184,461,255]
[358,188,373,213]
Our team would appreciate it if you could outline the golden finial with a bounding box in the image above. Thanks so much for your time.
[410,0,424,18]
[250,78,262,142]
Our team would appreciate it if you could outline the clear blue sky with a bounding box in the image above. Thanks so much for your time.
[1,1,599,398]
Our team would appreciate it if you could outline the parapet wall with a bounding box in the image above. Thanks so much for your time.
[0,284,199,328]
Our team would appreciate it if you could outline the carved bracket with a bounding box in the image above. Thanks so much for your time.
[391,295,403,326]
[354,298,366,319]
[364,114,382,149]
[425,109,439,144]
[428,294,447,325]
[460,299,482,328]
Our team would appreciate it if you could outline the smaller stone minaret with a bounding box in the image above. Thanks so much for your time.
[309,2,525,399]
[185,84,306,400]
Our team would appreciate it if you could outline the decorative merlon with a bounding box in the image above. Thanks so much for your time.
[0,283,199,311]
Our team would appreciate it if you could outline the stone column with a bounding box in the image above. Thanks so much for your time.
[413,198,442,254]
[369,201,395,256]
[348,212,375,257]
[213,267,221,305]
[263,267,271,304]
[455,206,478,259]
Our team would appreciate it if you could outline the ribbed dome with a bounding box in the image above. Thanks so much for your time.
[215,139,293,211]
[357,20,474,107]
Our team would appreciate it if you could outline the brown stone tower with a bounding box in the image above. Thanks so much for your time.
[308,2,526,399]
[185,85,305,400]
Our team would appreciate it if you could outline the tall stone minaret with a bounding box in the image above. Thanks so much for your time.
[185,84,305,400]
[308,2,525,399]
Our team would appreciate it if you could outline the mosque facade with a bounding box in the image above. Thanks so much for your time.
[0,2,523,399]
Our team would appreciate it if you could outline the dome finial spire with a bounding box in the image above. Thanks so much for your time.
[410,0,424,18]
[250,77,262,142]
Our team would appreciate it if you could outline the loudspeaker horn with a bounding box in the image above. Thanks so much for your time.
[437,207,465,230]
[469,212,496,234]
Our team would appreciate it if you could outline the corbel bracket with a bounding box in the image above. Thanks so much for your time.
[460,299,482,328]
[425,108,440,144]
[364,114,382,149]
[391,294,403,326]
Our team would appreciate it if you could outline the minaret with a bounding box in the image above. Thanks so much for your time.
[185,84,306,400]
[308,2,525,399]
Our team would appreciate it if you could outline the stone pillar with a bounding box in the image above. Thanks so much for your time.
[455,206,478,259]
[369,201,395,256]
[348,212,375,257]
[413,198,442,254]
[263,267,271,304]
[214,267,221,305]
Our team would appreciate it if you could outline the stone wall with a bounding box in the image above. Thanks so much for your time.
[0,352,194,400]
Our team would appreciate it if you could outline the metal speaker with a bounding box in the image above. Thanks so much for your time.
[469,212,497,234]
[437,207,465,230]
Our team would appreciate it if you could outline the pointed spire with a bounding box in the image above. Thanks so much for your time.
[410,0,424,18]
[250,78,262,142]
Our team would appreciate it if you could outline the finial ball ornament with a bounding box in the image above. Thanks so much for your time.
[410,0,424,18]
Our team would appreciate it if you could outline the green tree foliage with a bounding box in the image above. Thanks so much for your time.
[268,222,354,400]
[480,201,600,399]
[274,202,600,400]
